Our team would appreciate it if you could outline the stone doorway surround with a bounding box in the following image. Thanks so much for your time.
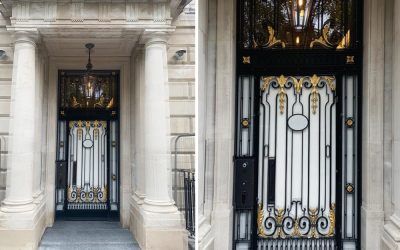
[0,1,189,249]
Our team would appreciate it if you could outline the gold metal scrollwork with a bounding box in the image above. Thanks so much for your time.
[310,23,336,49]
[265,26,286,48]
[261,75,335,115]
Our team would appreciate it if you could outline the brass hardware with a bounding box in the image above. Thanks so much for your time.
[346,55,355,64]
[59,141,64,147]
[346,118,354,128]
[243,56,251,64]
[112,174,116,181]
[346,183,354,193]
[310,74,320,114]
[241,118,249,128]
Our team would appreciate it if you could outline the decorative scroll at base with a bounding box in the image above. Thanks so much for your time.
[257,202,336,239]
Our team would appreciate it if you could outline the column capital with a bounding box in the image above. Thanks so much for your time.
[140,30,171,46]
[13,30,40,47]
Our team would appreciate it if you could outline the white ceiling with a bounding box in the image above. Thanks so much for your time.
[41,29,142,56]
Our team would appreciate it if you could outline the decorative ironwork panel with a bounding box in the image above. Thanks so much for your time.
[67,120,108,210]
[59,72,117,109]
[239,0,358,49]
[257,75,337,243]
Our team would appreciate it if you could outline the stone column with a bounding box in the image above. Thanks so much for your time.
[382,0,400,248]
[1,32,37,213]
[135,32,186,250]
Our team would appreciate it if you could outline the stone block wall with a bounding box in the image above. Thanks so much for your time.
[167,2,195,210]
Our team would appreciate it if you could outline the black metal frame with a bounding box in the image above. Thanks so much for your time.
[233,0,363,249]
[55,70,120,219]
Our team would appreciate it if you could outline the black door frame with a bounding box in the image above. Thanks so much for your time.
[55,70,120,219]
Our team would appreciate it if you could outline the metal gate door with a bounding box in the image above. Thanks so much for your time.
[67,120,108,210]
[257,75,336,248]
[234,74,359,250]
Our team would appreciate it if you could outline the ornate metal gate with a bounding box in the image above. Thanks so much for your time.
[234,74,360,249]
[55,70,120,217]
[67,120,108,210]
[257,75,337,248]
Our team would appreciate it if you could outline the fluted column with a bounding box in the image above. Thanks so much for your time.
[142,33,177,213]
[1,32,37,213]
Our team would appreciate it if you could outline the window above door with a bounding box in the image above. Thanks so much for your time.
[238,0,361,50]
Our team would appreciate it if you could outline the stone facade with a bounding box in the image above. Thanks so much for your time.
[0,1,194,249]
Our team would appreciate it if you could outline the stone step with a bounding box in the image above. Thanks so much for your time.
[39,243,140,250]
[38,220,140,250]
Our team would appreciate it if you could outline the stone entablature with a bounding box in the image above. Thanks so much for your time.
[6,0,172,27]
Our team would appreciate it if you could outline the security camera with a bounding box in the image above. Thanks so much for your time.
[0,50,5,59]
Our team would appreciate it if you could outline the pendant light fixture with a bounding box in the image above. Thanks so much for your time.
[83,43,95,107]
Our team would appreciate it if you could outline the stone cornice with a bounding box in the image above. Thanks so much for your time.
[7,1,173,26]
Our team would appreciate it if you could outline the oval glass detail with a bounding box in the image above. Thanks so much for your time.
[83,139,94,148]
[288,114,309,131]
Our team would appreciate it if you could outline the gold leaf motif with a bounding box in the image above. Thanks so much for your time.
[274,208,285,239]
[310,24,333,48]
[106,98,114,109]
[308,208,318,238]
[324,76,336,91]
[266,26,286,48]
[243,56,251,64]
[277,75,287,114]
[67,185,72,201]
[328,204,336,236]
[310,75,320,114]
[292,219,301,237]
[257,203,266,237]
[291,77,304,94]
[261,76,274,92]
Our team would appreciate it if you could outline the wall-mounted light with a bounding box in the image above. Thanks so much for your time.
[174,49,186,60]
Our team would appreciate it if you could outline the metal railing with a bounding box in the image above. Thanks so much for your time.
[180,169,195,236]
[172,134,195,236]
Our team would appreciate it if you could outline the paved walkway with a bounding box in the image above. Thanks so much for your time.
[38,220,140,250]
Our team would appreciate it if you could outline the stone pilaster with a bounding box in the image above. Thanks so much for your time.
[382,0,400,248]
[132,32,186,250]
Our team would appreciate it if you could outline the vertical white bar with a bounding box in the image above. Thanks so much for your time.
[242,76,250,155]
